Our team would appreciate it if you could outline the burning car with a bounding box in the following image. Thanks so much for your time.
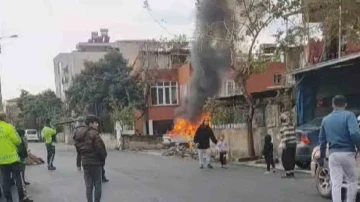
[162,134,193,147]
[164,114,211,148]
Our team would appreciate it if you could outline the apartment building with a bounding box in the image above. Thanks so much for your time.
[53,29,155,101]
[132,45,190,136]
[53,29,114,101]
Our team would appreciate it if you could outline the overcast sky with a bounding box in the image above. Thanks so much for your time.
[0,0,276,101]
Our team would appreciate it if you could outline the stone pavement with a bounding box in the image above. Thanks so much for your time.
[2,143,328,202]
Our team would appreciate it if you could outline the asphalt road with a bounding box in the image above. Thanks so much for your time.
[1,143,329,202]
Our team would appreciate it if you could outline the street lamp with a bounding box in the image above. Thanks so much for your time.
[0,33,18,110]
[0,34,18,40]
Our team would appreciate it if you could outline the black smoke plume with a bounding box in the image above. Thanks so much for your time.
[176,0,232,122]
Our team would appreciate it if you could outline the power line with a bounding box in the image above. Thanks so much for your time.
[145,9,174,36]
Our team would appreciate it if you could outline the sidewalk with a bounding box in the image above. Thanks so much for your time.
[136,149,311,174]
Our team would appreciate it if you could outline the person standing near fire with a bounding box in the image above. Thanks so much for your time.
[279,112,297,178]
[194,118,218,169]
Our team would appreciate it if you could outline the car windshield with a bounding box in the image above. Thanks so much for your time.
[300,117,323,128]
[27,130,37,135]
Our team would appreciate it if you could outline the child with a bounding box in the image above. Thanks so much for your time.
[216,134,228,168]
[262,134,276,174]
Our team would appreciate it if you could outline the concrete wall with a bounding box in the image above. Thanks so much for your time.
[213,124,266,161]
[100,133,118,150]
[212,103,282,160]
[121,135,163,150]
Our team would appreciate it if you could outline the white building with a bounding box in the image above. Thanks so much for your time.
[53,29,151,101]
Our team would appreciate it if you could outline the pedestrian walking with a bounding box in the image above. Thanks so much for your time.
[194,118,218,169]
[262,134,275,174]
[0,112,33,202]
[42,119,57,171]
[74,115,107,202]
[318,95,360,202]
[73,116,86,171]
[216,134,228,168]
[16,129,31,185]
[279,112,297,178]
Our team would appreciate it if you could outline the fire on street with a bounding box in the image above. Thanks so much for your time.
[8,143,331,202]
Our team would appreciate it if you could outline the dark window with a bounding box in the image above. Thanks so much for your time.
[273,74,282,84]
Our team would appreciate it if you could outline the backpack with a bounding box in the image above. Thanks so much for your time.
[18,139,28,160]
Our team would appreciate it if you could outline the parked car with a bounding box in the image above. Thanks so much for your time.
[278,117,323,169]
[311,146,360,199]
[278,109,360,169]
[25,129,40,142]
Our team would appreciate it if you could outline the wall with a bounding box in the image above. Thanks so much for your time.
[213,125,266,161]
[148,106,177,121]
[121,135,163,150]
[212,103,281,160]
[246,62,286,94]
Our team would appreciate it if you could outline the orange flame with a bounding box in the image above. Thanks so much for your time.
[167,113,211,148]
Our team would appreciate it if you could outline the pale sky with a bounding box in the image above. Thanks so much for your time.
[0,0,277,101]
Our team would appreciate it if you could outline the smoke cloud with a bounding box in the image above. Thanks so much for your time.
[176,0,232,122]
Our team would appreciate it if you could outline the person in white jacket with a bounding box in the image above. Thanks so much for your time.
[216,134,228,168]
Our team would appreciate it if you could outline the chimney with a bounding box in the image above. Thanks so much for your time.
[100,28,110,43]
[91,31,98,43]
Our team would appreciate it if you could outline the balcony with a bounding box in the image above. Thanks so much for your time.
[288,39,360,75]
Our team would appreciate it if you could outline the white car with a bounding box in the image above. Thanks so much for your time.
[25,129,40,142]
[311,146,360,199]
[162,134,192,147]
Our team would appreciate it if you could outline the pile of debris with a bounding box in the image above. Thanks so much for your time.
[162,145,199,159]
[25,150,45,165]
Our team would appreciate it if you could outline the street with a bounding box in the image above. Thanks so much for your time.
[4,143,328,202]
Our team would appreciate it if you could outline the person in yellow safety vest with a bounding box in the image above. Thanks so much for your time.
[42,118,57,171]
[0,112,33,202]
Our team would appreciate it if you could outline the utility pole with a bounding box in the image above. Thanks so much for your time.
[338,0,342,59]
[0,34,18,110]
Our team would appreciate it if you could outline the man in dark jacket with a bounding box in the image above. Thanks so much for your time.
[194,119,218,169]
[73,116,86,171]
[74,115,107,202]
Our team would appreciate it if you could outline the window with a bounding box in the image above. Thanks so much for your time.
[58,62,62,74]
[151,82,178,105]
[273,74,282,84]
[218,80,242,97]
[226,81,235,95]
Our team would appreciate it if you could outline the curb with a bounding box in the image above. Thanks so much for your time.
[232,161,312,174]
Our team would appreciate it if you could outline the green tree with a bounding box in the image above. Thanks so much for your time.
[17,89,64,130]
[65,50,144,132]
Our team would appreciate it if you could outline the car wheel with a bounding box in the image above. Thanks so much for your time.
[315,166,332,199]
[296,161,310,169]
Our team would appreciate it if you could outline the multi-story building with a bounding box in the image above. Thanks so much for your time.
[132,45,190,136]
[53,30,152,101]
[53,29,114,101]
